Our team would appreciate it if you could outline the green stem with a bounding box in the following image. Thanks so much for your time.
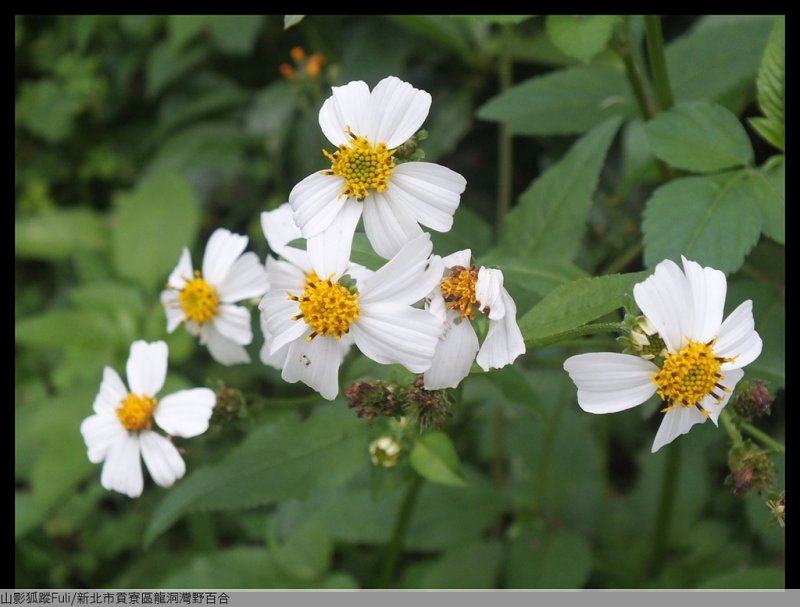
[602,242,643,275]
[741,421,785,454]
[496,24,513,239]
[720,409,743,445]
[378,473,424,588]
[524,322,627,350]
[647,440,680,579]
[644,16,674,111]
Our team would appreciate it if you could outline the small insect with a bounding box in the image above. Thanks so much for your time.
[300,354,311,367]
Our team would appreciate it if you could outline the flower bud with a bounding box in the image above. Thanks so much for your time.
[725,441,776,496]
[730,379,774,421]
[369,436,402,468]
[345,380,402,424]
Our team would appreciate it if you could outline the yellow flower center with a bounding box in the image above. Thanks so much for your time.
[289,271,361,341]
[116,392,158,432]
[179,272,219,325]
[322,128,395,201]
[652,339,734,416]
[440,266,479,320]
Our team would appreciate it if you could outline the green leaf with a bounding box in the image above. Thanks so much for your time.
[144,405,368,546]
[506,526,592,588]
[410,431,467,487]
[518,271,648,347]
[415,540,503,588]
[284,15,305,30]
[667,17,774,102]
[495,118,622,262]
[451,15,536,25]
[209,16,263,55]
[16,309,121,349]
[699,567,784,589]
[245,81,297,155]
[430,206,492,261]
[167,15,209,49]
[271,520,333,582]
[159,548,285,588]
[477,66,633,135]
[111,172,200,292]
[387,16,476,66]
[644,102,754,172]
[146,41,207,99]
[749,16,784,151]
[349,233,385,272]
[545,15,619,63]
[15,208,108,260]
[754,157,784,244]
[642,171,763,274]
[16,79,79,143]
[477,255,588,299]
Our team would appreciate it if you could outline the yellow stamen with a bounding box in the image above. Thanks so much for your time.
[322,128,395,201]
[288,271,360,341]
[179,271,219,325]
[116,392,157,432]
[440,266,479,320]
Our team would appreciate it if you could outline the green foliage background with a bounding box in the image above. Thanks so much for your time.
[15,15,784,589]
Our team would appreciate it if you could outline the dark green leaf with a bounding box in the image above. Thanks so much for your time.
[749,16,784,151]
[753,157,784,244]
[416,540,503,588]
[506,526,591,588]
[450,15,535,25]
[159,548,285,588]
[272,520,333,582]
[209,16,263,55]
[642,172,763,274]
[496,118,622,262]
[15,208,108,260]
[545,15,619,63]
[477,66,633,135]
[699,567,784,589]
[146,41,207,99]
[16,80,78,143]
[644,102,753,172]
[410,431,467,487]
[167,15,209,49]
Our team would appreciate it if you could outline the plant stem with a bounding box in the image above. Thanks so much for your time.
[741,421,785,454]
[647,440,680,579]
[496,24,514,239]
[378,473,424,588]
[524,322,628,350]
[602,241,643,275]
[644,16,674,111]
[720,409,743,445]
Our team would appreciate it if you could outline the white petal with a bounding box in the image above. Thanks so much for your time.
[442,249,471,269]
[362,190,424,260]
[319,80,372,146]
[426,288,448,323]
[651,407,708,453]
[154,388,216,438]
[715,300,763,370]
[369,76,431,148]
[210,304,252,345]
[100,433,143,498]
[476,268,506,320]
[352,304,442,372]
[281,336,346,400]
[308,199,362,279]
[563,353,658,414]
[201,322,251,365]
[264,256,309,292]
[261,203,302,257]
[165,247,194,290]
[139,431,186,488]
[289,172,348,239]
[260,292,308,353]
[215,252,268,303]
[476,290,525,371]
[360,233,443,306]
[160,289,186,333]
[202,228,249,286]
[698,367,744,425]
[681,256,727,343]
[92,366,128,415]
[388,162,466,231]
[81,413,126,464]
[126,340,167,397]
[261,336,289,370]
[423,319,479,390]
[633,259,692,353]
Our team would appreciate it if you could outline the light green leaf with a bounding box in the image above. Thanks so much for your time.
[644,102,753,172]
[15,309,121,349]
[415,540,503,588]
[284,15,305,30]
[667,17,774,102]
[699,567,784,589]
[518,271,648,347]
[245,81,297,155]
[209,16,263,55]
[755,157,784,244]
[16,80,78,143]
[749,16,784,151]
[545,15,619,63]
[144,405,368,546]
[410,431,467,487]
[451,15,535,25]
[477,66,633,135]
[496,118,622,262]
[506,526,592,588]
[167,15,209,49]
[111,172,200,292]
[642,171,763,274]
[15,208,108,260]
[70,282,145,317]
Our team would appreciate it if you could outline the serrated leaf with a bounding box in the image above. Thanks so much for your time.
[518,271,648,347]
[144,405,368,546]
[496,117,621,262]
[749,16,784,151]
[642,171,763,274]
[506,526,592,588]
[545,15,619,63]
[644,102,753,172]
[754,157,784,244]
[477,66,633,135]
[284,15,305,30]
[111,172,200,292]
[667,18,774,102]
[410,431,467,487]
[15,208,108,260]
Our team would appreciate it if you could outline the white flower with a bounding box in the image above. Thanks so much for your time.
[423,249,525,390]
[288,75,467,259]
[260,203,445,400]
[563,256,763,453]
[161,228,269,365]
[80,340,216,498]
